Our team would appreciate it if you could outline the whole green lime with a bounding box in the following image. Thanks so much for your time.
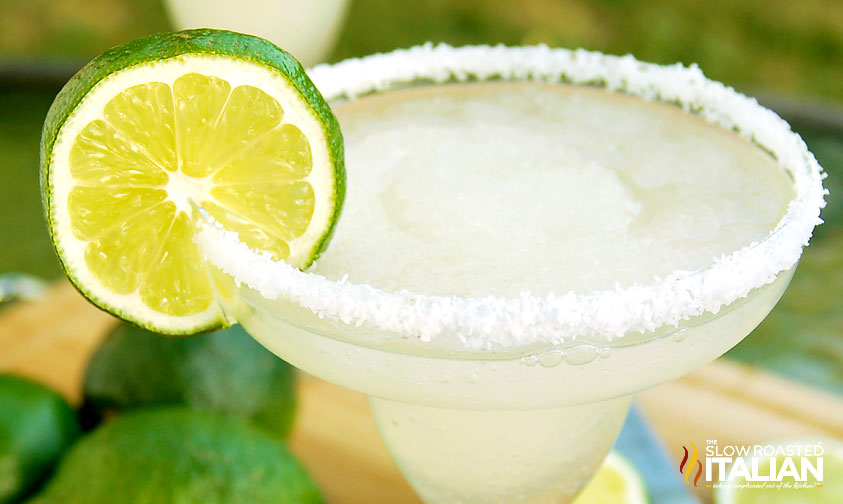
[82,323,297,437]
[0,374,80,504]
[27,408,322,503]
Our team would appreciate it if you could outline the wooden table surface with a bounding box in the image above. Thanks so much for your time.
[1,281,841,503]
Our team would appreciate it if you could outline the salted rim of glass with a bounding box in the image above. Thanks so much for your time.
[195,43,827,350]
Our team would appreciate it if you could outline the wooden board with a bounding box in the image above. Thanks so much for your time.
[1,280,841,503]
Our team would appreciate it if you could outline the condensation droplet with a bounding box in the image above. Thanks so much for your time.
[538,349,565,368]
[564,344,599,366]
[521,355,539,367]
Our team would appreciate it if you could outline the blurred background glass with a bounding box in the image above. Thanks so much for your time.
[0,0,840,394]
[164,0,351,66]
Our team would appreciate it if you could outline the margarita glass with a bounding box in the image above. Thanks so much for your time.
[195,45,826,503]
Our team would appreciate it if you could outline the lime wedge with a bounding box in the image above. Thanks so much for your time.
[40,29,344,335]
[573,451,649,504]
[716,438,843,504]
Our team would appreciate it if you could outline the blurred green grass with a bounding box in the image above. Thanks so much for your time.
[0,88,59,279]
[0,0,840,394]
[2,0,842,104]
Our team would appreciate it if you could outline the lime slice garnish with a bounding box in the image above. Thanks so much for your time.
[716,438,843,504]
[41,29,344,335]
[573,451,649,504]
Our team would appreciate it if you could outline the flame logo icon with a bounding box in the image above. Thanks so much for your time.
[680,441,703,486]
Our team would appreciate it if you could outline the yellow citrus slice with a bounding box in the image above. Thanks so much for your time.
[573,451,649,504]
